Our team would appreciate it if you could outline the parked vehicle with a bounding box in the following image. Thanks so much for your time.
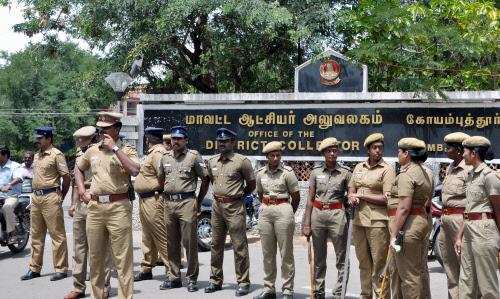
[0,193,31,253]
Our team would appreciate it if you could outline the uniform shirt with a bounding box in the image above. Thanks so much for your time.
[15,163,34,193]
[442,159,470,208]
[465,162,500,213]
[397,162,432,209]
[74,148,92,188]
[256,163,300,200]
[32,146,69,190]
[0,159,21,197]
[207,152,255,197]
[309,163,351,203]
[160,148,208,194]
[77,140,139,195]
[348,159,396,226]
[134,144,167,193]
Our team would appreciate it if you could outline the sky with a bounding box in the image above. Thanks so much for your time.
[0,3,34,54]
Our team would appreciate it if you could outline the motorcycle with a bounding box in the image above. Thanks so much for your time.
[0,193,31,253]
[196,193,259,252]
[428,185,443,267]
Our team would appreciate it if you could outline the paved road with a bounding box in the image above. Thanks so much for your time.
[0,202,448,298]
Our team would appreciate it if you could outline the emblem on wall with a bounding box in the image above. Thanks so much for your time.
[319,59,341,86]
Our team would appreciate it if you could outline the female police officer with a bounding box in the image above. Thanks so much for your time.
[454,136,499,299]
[389,138,432,298]
[347,133,395,299]
[254,141,300,299]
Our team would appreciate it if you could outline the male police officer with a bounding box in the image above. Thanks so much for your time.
[134,127,170,282]
[21,126,70,281]
[64,126,113,299]
[160,126,210,292]
[75,112,140,299]
[205,128,256,296]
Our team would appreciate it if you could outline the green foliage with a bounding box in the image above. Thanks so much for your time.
[0,39,114,158]
[336,0,499,91]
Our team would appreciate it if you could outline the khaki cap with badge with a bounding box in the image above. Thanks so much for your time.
[318,137,340,152]
[96,111,123,128]
[462,136,491,147]
[398,137,426,150]
[364,133,384,148]
[262,141,284,154]
[73,126,96,138]
[444,132,470,144]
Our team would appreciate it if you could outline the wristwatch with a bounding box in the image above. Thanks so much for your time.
[112,145,120,153]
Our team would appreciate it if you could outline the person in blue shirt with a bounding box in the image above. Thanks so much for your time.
[0,146,22,244]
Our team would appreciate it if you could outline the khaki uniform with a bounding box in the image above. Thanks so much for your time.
[420,165,434,299]
[71,149,112,293]
[29,146,69,273]
[348,159,395,299]
[256,164,299,295]
[160,148,208,282]
[459,163,500,299]
[439,160,469,299]
[309,164,351,296]
[388,162,432,299]
[77,140,139,299]
[134,144,169,275]
[206,152,255,286]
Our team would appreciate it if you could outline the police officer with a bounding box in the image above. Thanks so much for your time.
[134,127,170,282]
[254,141,300,299]
[159,126,210,292]
[75,112,140,299]
[302,137,351,299]
[21,126,70,281]
[389,138,432,298]
[204,128,256,296]
[347,133,395,299]
[455,136,499,299]
[64,126,113,299]
[439,132,470,299]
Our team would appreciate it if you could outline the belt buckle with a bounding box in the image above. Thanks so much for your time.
[463,213,469,220]
[322,203,329,209]
[98,195,110,203]
[172,194,180,201]
[34,190,43,196]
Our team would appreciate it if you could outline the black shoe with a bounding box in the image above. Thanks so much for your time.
[187,280,198,292]
[50,272,67,281]
[204,282,222,293]
[254,289,276,299]
[236,284,250,296]
[159,279,182,290]
[20,270,41,281]
[134,271,153,282]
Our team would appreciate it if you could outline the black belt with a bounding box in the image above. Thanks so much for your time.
[163,191,196,201]
[33,187,59,196]
[138,190,161,199]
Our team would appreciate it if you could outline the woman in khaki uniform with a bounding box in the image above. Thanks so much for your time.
[302,137,351,299]
[348,133,395,299]
[439,132,470,299]
[389,138,432,299]
[455,136,499,299]
[254,141,300,299]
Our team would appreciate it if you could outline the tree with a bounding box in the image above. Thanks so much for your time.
[0,38,114,157]
[335,0,499,91]
[1,0,343,93]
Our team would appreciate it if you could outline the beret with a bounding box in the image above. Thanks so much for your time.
[318,137,340,152]
[444,132,470,144]
[170,126,188,138]
[216,128,237,140]
[73,126,96,138]
[34,126,54,138]
[398,137,426,150]
[262,141,284,154]
[96,111,123,128]
[462,136,491,147]
[364,133,384,148]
